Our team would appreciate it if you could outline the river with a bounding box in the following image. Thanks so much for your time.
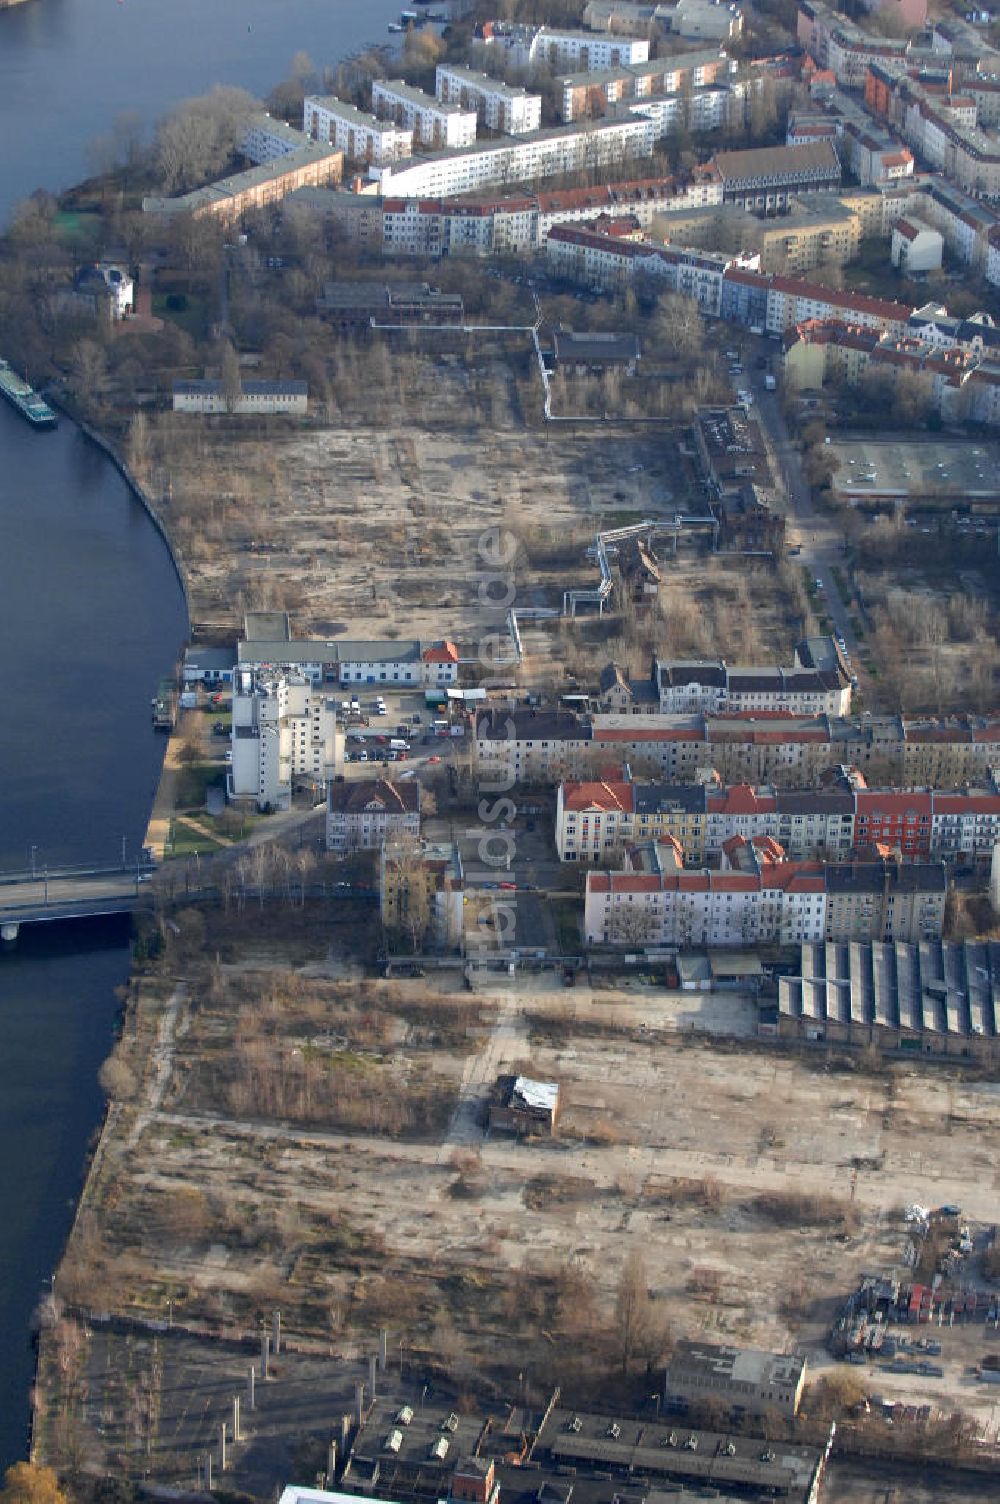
[0,0,404,1468]
[0,0,408,227]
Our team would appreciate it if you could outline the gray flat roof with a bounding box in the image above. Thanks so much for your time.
[376,79,474,115]
[437,64,538,102]
[536,1407,820,1497]
[239,638,422,665]
[305,95,410,133]
[183,647,236,670]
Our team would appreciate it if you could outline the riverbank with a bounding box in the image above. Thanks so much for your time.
[57,400,191,623]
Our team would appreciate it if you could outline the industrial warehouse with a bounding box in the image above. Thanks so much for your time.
[773,940,1000,1057]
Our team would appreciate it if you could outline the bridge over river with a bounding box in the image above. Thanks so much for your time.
[0,863,150,939]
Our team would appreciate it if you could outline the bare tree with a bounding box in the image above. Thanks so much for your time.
[615,1249,657,1374]
[155,85,259,193]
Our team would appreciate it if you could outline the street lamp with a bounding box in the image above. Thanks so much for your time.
[30,845,37,880]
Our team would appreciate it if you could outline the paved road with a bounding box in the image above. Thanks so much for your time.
[0,869,145,922]
[730,344,866,692]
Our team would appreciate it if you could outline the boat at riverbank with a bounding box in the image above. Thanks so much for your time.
[0,360,57,429]
[151,677,177,731]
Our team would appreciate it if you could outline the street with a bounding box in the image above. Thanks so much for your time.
[727,338,866,690]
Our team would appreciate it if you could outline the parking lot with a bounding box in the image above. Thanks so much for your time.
[340,686,467,773]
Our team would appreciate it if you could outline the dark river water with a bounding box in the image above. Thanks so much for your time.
[0,0,403,1467]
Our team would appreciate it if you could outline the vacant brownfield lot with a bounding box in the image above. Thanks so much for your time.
[39,933,1000,1482]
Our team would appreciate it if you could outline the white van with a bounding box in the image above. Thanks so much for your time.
[390,738,409,752]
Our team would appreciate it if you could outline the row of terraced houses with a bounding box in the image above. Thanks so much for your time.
[556,770,1000,865]
[583,833,947,947]
[474,707,1000,787]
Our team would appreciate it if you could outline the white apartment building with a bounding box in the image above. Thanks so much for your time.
[545,225,755,315]
[529,27,650,69]
[348,170,722,258]
[230,669,342,811]
[988,226,1000,287]
[435,66,542,135]
[242,113,314,164]
[584,838,829,947]
[304,96,413,166]
[372,80,477,150]
[891,215,943,272]
[627,85,740,137]
[370,116,656,198]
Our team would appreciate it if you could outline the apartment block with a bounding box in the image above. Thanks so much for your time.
[230,668,342,810]
[545,223,749,310]
[435,65,542,135]
[584,836,946,947]
[584,835,829,948]
[143,142,343,222]
[241,113,315,164]
[824,860,946,942]
[372,79,477,150]
[558,770,1000,867]
[721,265,911,336]
[478,704,1000,793]
[528,27,651,69]
[369,116,657,198]
[326,777,420,852]
[557,48,729,122]
[304,95,413,166]
[380,836,464,949]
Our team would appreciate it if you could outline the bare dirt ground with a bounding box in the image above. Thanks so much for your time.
[142,355,694,651]
[39,941,1000,1484]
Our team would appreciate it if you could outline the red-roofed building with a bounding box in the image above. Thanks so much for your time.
[584,835,945,947]
[855,790,932,859]
[422,640,460,684]
[555,779,634,860]
[584,833,830,946]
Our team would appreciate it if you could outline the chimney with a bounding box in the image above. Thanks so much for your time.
[355,1381,366,1427]
[369,1351,378,1399]
[379,1328,389,1372]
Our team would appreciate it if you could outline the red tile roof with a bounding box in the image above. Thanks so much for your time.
[422,639,459,663]
[563,780,633,814]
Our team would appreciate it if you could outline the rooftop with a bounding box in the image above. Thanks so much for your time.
[780,938,1000,1039]
[239,637,423,665]
[534,1406,822,1497]
[376,79,474,116]
[328,778,420,815]
[306,95,412,134]
[713,139,840,184]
